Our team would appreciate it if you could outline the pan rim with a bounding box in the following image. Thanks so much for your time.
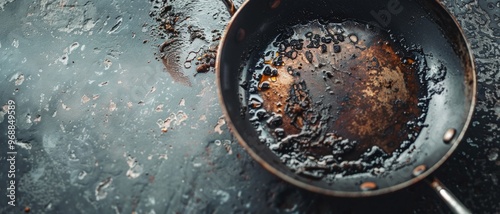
[215,0,477,197]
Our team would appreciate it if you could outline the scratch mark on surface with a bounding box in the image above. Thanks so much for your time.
[107,17,123,34]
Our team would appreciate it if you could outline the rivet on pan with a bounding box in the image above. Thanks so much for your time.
[412,164,427,177]
[443,128,456,144]
[236,28,246,42]
[360,181,377,191]
[269,0,281,9]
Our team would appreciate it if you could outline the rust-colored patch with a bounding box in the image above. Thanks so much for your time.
[257,26,421,156]
[329,41,421,154]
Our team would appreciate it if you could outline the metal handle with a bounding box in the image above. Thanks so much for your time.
[221,0,237,16]
[427,177,472,214]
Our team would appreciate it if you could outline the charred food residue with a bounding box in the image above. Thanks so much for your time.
[149,0,220,82]
[241,20,443,181]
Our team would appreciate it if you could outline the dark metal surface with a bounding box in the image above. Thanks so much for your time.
[0,0,498,213]
[217,0,475,196]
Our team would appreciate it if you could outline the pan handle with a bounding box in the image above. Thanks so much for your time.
[221,0,237,16]
[427,177,472,214]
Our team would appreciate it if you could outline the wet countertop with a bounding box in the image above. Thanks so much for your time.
[0,0,498,213]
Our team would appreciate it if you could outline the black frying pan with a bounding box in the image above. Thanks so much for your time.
[216,0,475,213]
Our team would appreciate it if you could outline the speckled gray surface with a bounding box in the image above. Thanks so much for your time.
[0,0,498,213]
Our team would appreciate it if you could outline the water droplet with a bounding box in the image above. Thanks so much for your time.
[263,67,272,76]
[275,128,286,138]
[336,34,345,42]
[324,70,334,78]
[320,44,327,53]
[494,102,500,118]
[249,100,262,109]
[255,109,268,120]
[333,44,341,53]
[321,36,332,44]
[402,57,415,65]
[270,76,278,82]
[273,55,284,66]
[305,51,313,63]
[285,50,298,59]
[253,73,262,81]
[271,69,279,77]
[487,148,499,161]
[249,94,264,108]
[349,34,358,43]
[259,137,266,144]
[259,81,271,90]
[268,115,283,127]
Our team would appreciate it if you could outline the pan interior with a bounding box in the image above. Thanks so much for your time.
[218,0,474,195]
[242,19,432,181]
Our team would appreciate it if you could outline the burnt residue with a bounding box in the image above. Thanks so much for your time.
[149,0,192,86]
[194,45,218,75]
[149,0,221,82]
[243,20,437,180]
[187,25,206,41]
[150,0,181,37]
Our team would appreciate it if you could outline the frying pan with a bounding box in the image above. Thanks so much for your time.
[215,0,475,213]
